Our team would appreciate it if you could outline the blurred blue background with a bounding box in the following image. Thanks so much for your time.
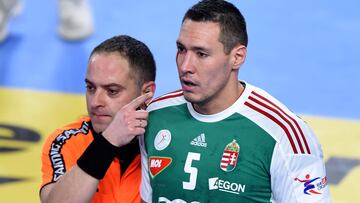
[1,0,359,119]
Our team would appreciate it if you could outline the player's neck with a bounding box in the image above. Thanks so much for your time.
[193,81,244,115]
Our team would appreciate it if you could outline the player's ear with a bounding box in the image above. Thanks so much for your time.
[231,44,247,70]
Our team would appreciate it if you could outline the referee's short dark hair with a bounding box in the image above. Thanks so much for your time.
[90,35,156,87]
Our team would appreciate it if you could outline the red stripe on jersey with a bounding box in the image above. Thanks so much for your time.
[150,90,183,104]
[252,91,311,154]
[244,101,298,154]
[249,96,305,153]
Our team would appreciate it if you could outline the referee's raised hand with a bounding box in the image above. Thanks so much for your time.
[102,92,153,147]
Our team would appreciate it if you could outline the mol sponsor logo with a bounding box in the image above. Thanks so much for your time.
[149,156,172,178]
[208,177,246,195]
[150,159,163,167]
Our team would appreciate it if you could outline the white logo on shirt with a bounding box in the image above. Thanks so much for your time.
[208,177,246,194]
[154,129,171,151]
[159,197,199,203]
[190,133,207,147]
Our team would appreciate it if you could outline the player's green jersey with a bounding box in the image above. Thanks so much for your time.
[145,102,275,202]
[140,82,331,203]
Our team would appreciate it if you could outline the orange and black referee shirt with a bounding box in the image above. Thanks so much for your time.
[40,116,141,202]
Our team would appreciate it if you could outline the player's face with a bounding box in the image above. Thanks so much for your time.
[86,53,141,133]
[176,20,237,114]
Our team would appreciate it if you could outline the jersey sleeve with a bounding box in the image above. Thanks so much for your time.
[40,128,82,189]
[139,134,152,202]
[270,121,332,203]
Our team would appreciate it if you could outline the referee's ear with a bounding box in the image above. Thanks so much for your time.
[141,81,156,96]
[140,81,156,106]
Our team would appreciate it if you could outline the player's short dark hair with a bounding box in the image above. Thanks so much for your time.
[183,0,248,54]
[90,35,156,87]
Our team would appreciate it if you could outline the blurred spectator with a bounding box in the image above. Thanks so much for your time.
[0,0,94,42]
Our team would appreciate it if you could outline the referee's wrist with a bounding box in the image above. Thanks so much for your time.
[101,129,119,147]
[77,133,119,180]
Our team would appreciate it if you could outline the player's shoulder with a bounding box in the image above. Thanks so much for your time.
[55,116,90,133]
[147,89,186,112]
[243,82,305,126]
[245,83,295,115]
[242,82,318,155]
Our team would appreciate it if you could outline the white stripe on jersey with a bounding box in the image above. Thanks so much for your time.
[147,91,186,112]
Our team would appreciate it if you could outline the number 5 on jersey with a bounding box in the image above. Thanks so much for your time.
[183,152,201,190]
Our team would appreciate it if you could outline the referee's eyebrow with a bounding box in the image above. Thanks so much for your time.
[85,78,124,90]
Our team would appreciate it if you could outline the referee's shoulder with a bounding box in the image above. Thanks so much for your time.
[45,116,91,142]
